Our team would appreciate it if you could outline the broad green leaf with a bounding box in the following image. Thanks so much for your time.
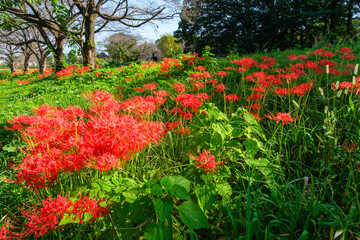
[122,192,137,203]
[144,223,170,240]
[153,198,174,223]
[151,184,164,195]
[215,181,232,198]
[244,112,256,124]
[170,184,191,200]
[194,182,216,211]
[243,139,258,158]
[160,176,190,193]
[177,201,208,229]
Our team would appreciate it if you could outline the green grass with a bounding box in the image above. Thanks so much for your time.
[1,45,360,239]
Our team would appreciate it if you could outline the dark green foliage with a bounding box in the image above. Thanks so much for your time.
[175,0,360,55]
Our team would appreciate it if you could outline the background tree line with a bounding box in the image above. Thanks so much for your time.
[0,0,180,72]
[175,0,360,56]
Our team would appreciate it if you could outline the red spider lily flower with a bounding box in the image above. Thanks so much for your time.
[343,142,357,152]
[225,94,240,101]
[274,88,290,97]
[20,195,108,238]
[259,56,275,69]
[120,96,164,116]
[181,54,197,65]
[140,62,159,69]
[224,66,233,71]
[190,72,211,80]
[160,58,181,75]
[342,54,354,61]
[116,86,123,90]
[194,66,206,71]
[193,81,206,89]
[166,121,181,130]
[304,60,318,70]
[175,94,204,112]
[235,67,247,73]
[252,71,267,80]
[23,196,73,237]
[311,48,335,58]
[249,104,263,109]
[154,90,170,97]
[143,83,157,90]
[195,93,211,101]
[290,82,313,96]
[173,83,186,93]
[246,93,263,101]
[318,59,337,67]
[122,77,132,82]
[179,111,193,120]
[189,150,220,173]
[17,81,31,85]
[231,57,258,68]
[8,91,166,189]
[214,71,229,77]
[215,84,226,93]
[266,112,298,125]
[207,79,218,84]
[339,47,352,54]
[249,112,264,121]
[178,127,190,136]
[134,87,145,92]
[169,107,182,115]
[288,54,298,60]
[83,90,113,104]
[329,68,340,76]
[0,225,11,239]
[342,69,352,76]
[70,196,109,223]
[344,64,355,69]
[338,82,354,90]
[250,85,266,93]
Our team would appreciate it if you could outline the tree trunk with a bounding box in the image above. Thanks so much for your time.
[82,7,96,69]
[10,61,15,73]
[39,57,47,74]
[23,54,31,72]
[346,0,353,35]
[54,38,64,72]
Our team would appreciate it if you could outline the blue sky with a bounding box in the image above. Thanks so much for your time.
[95,16,181,48]
[136,16,181,42]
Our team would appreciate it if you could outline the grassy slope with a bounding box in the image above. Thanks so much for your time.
[1,46,360,239]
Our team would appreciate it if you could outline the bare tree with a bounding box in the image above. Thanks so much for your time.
[0,0,78,71]
[0,42,20,73]
[19,26,51,73]
[0,0,181,70]
[69,0,179,68]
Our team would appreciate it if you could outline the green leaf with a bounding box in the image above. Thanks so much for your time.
[59,213,79,226]
[2,144,16,152]
[243,139,258,158]
[153,198,174,223]
[160,176,190,193]
[170,184,191,200]
[122,192,137,203]
[244,112,256,124]
[215,181,233,198]
[194,182,216,211]
[151,184,164,195]
[177,201,208,229]
[144,223,170,240]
